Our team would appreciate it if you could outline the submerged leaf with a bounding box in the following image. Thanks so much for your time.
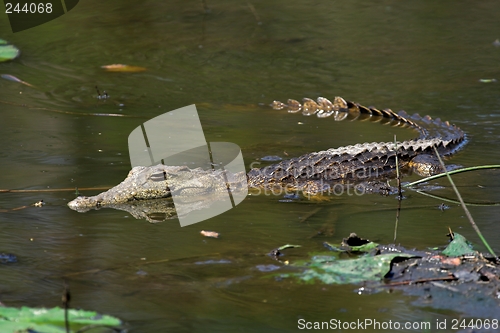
[0,39,20,62]
[0,306,121,332]
[285,253,413,285]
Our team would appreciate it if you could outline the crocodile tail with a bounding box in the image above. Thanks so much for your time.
[271,96,466,157]
[398,111,466,156]
[271,96,428,138]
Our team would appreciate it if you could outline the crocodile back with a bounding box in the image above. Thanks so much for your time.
[249,97,467,192]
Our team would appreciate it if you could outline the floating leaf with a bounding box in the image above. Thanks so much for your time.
[282,253,413,284]
[0,39,20,62]
[324,233,379,252]
[0,306,122,333]
[442,233,475,257]
[101,64,146,72]
[324,241,379,252]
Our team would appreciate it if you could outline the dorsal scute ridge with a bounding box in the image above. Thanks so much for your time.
[271,96,465,146]
[312,136,453,159]
[272,97,428,135]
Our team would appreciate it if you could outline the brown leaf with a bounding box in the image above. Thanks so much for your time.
[200,230,219,238]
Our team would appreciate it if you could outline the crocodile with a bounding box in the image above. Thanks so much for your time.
[68,96,466,218]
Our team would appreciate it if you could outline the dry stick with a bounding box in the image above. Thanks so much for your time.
[0,187,110,212]
[394,193,402,243]
[394,135,403,199]
[432,146,497,257]
[0,187,111,193]
[11,205,31,211]
[383,275,457,287]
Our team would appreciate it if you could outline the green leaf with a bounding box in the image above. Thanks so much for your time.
[442,233,475,257]
[349,242,379,252]
[285,253,413,284]
[0,39,20,62]
[0,306,122,333]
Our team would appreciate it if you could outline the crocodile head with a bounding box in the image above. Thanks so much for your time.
[67,164,246,212]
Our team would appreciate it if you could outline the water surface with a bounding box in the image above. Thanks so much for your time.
[1,1,500,332]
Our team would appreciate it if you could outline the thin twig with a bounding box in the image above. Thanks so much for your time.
[393,135,402,242]
[383,275,457,287]
[394,135,402,199]
[394,195,402,243]
[414,190,500,206]
[432,146,497,257]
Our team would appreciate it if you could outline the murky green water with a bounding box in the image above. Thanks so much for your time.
[1,1,500,332]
